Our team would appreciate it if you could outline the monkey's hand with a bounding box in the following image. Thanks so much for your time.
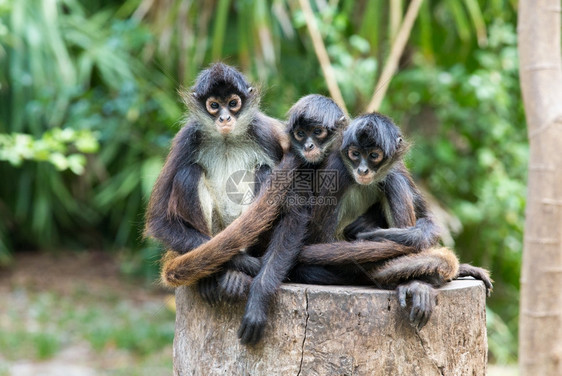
[343,218,381,241]
[356,228,391,241]
[197,274,222,305]
[397,280,437,330]
[356,228,433,251]
[456,263,493,296]
[238,308,267,346]
[219,270,253,302]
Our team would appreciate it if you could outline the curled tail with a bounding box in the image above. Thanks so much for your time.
[369,247,459,288]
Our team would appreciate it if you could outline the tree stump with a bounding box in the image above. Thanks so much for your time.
[173,280,487,376]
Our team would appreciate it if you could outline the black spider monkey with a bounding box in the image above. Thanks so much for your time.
[291,113,491,328]
[144,63,287,289]
[237,95,348,344]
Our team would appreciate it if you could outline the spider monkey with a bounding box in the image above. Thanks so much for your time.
[145,63,286,292]
[237,95,349,344]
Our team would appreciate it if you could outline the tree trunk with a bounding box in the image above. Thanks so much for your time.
[518,1,562,375]
[173,280,487,376]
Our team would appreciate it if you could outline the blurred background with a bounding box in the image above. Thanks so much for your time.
[0,0,522,374]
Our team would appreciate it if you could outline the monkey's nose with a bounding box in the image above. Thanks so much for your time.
[305,143,315,151]
[219,115,232,123]
[357,167,369,176]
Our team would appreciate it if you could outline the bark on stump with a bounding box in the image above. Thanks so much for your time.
[173,280,487,376]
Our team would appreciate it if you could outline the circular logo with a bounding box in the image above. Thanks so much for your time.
[226,170,259,205]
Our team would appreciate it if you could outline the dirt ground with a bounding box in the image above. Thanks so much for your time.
[0,251,165,301]
[0,251,173,376]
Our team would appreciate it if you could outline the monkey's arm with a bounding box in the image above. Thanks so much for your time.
[145,125,211,252]
[306,152,354,244]
[357,169,440,250]
[160,155,298,287]
[147,164,211,254]
[238,206,310,345]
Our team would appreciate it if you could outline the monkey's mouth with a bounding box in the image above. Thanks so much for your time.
[216,122,235,135]
[302,150,323,163]
[354,173,375,185]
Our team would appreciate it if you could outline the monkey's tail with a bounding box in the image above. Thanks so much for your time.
[298,240,418,265]
[369,247,460,285]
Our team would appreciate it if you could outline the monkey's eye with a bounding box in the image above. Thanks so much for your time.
[348,149,361,160]
[294,130,305,140]
[313,127,328,139]
[229,100,238,108]
[369,149,384,163]
[210,102,219,109]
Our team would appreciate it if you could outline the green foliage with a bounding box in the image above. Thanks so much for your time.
[0,286,174,371]
[0,0,180,258]
[0,129,99,174]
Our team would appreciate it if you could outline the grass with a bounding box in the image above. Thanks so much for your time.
[0,251,175,374]
[0,288,174,360]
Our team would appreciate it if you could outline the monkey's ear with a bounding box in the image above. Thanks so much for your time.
[192,91,200,99]
[337,115,347,128]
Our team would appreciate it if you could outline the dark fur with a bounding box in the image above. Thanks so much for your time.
[144,63,285,288]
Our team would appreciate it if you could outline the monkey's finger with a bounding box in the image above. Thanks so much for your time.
[410,291,422,324]
[398,287,408,308]
[238,321,249,343]
[253,323,266,345]
[418,294,431,329]
[198,280,212,304]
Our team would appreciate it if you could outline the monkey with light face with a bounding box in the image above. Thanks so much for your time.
[144,63,287,294]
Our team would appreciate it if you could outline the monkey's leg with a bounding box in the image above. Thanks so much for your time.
[238,211,308,345]
[456,263,493,296]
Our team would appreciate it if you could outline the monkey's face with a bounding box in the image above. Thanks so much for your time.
[205,93,243,135]
[344,145,384,185]
[291,125,331,164]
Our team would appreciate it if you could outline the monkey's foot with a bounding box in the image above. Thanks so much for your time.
[238,310,267,346]
[219,270,252,302]
[456,264,493,296]
[198,275,222,305]
[397,280,437,330]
